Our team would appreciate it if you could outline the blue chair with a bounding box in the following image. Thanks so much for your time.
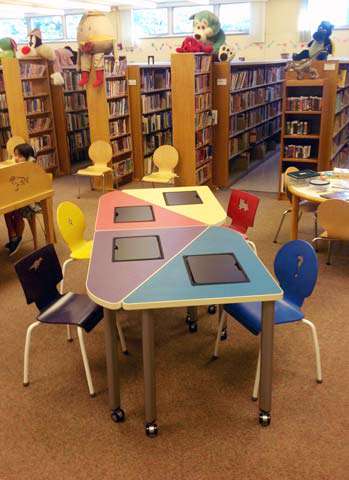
[213,240,322,400]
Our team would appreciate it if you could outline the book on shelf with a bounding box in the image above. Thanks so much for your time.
[66,112,89,131]
[68,129,90,152]
[106,78,127,97]
[196,144,212,168]
[195,74,210,94]
[109,98,128,117]
[335,89,349,113]
[0,111,10,128]
[0,93,7,110]
[332,146,349,169]
[37,152,55,169]
[338,69,348,89]
[141,69,171,91]
[231,66,284,91]
[229,117,281,156]
[333,107,349,135]
[143,130,172,156]
[27,116,51,133]
[195,126,212,148]
[0,128,11,147]
[144,155,154,175]
[286,96,322,112]
[142,110,172,134]
[20,63,46,78]
[63,70,84,91]
[113,157,133,178]
[111,135,131,155]
[195,55,211,74]
[230,100,281,135]
[30,134,52,152]
[196,110,213,130]
[284,144,312,159]
[25,97,45,114]
[142,91,171,114]
[285,120,310,135]
[196,161,212,184]
[64,92,87,111]
[110,117,128,137]
[104,57,127,77]
[195,92,211,112]
[230,84,282,114]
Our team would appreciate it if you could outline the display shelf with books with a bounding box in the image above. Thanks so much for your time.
[213,60,286,187]
[128,63,172,179]
[0,67,12,161]
[331,62,349,169]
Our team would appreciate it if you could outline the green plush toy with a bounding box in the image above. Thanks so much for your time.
[0,37,17,61]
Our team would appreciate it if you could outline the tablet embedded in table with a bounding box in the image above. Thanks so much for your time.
[114,205,155,223]
[112,235,164,262]
[163,190,203,206]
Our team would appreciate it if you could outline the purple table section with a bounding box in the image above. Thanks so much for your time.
[87,226,207,309]
[95,191,204,231]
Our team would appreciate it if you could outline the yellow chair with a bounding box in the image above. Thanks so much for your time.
[76,140,113,198]
[57,201,127,353]
[142,145,179,186]
[313,199,349,265]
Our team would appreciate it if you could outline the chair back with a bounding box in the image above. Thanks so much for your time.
[274,240,318,307]
[227,190,260,233]
[284,166,298,203]
[317,199,349,240]
[6,136,26,158]
[88,140,112,166]
[14,244,62,311]
[57,201,87,253]
[153,145,178,173]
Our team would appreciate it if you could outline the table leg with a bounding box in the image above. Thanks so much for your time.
[40,197,56,244]
[186,306,198,333]
[291,194,300,240]
[104,308,125,423]
[259,301,275,427]
[142,310,158,437]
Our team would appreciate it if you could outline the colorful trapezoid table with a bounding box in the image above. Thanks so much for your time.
[87,186,283,435]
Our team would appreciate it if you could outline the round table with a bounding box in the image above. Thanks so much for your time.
[288,174,349,239]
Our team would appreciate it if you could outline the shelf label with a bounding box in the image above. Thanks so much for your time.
[128,79,137,86]
[324,63,335,71]
[216,78,227,86]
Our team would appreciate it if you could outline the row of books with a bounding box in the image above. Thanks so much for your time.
[26,98,45,114]
[0,128,11,146]
[230,84,282,114]
[66,112,89,132]
[335,89,349,113]
[230,100,281,135]
[196,144,212,168]
[142,110,172,134]
[104,57,127,77]
[141,69,171,91]
[68,130,90,151]
[195,55,211,74]
[284,144,312,159]
[332,124,349,154]
[195,74,210,94]
[110,118,128,137]
[113,157,133,179]
[338,68,349,89]
[22,80,36,96]
[37,152,56,169]
[196,110,213,131]
[0,111,10,128]
[144,155,155,175]
[106,79,127,97]
[64,92,87,111]
[143,130,172,156]
[196,161,212,185]
[231,66,285,91]
[229,117,281,157]
[109,98,128,117]
[333,107,349,136]
[28,116,51,133]
[63,70,83,92]
[196,126,212,148]
[286,96,322,112]
[111,135,131,155]
[30,134,51,152]
[195,92,211,112]
[20,63,46,78]
[332,145,349,169]
[285,121,311,135]
[142,91,171,114]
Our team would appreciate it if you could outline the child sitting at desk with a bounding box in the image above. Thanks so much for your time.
[4,143,39,256]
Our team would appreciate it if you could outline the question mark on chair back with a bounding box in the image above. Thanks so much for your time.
[295,256,304,278]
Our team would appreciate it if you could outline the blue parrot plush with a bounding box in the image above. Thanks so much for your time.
[293,21,334,61]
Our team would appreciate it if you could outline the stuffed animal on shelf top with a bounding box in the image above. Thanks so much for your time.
[293,21,334,61]
[0,38,17,61]
[176,36,213,54]
[77,11,117,88]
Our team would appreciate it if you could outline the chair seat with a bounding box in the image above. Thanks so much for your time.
[226,223,248,238]
[224,299,304,336]
[142,171,177,183]
[77,166,112,177]
[38,292,103,333]
[70,240,93,260]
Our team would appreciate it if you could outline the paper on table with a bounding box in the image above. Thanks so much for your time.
[331,179,349,190]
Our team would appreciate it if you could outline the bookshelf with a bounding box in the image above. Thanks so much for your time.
[171,53,213,186]
[0,67,12,161]
[128,63,172,180]
[213,60,286,188]
[279,60,341,195]
[85,55,133,189]
[331,61,349,169]
[1,58,58,173]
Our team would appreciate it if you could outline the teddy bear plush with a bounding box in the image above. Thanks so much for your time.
[176,36,213,54]
[293,21,334,61]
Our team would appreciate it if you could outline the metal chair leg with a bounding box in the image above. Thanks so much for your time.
[59,258,74,342]
[102,174,105,194]
[116,319,128,354]
[23,321,41,386]
[326,240,333,265]
[213,311,227,359]
[77,327,95,397]
[273,209,291,243]
[302,319,322,383]
[252,347,261,401]
[76,175,81,199]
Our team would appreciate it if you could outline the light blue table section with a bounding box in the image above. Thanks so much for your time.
[123,227,283,310]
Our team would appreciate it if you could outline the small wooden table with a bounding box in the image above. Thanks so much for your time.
[0,162,55,246]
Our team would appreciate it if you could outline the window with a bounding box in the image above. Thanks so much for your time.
[66,14,82,40]
[30,16,64,41]
[307,0,349,29]
[133,8,168,38]
[173,5,214,35]
[219,3,251,34]
[0,18,28,44]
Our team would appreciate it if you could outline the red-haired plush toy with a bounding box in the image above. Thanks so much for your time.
[176,36,213,54]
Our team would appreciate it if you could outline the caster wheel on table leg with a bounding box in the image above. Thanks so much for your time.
[220,327,228,341]
[259,411,271,427]
[208,305,217,315]
[111,407,125,423]
[185,314,191,325]
[145,422,158,437]
[188,321,198,333]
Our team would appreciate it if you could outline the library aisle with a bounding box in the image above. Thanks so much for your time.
[232,150,280,193]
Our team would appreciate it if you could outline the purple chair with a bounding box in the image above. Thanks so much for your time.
[14,244,103,397]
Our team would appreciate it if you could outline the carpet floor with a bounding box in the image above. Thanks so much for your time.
[0,175,348,480]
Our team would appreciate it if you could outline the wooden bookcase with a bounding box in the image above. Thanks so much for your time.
[0,67,12,161]
[171,53,213,186]
[85,55,133,189]
[331,60,349,169]
[279,60,342,195]
[213,60,286,188]
[2,58,58,173]
[128,63,172,180]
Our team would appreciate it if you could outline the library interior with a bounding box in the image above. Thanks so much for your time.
[0,1,348,479]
